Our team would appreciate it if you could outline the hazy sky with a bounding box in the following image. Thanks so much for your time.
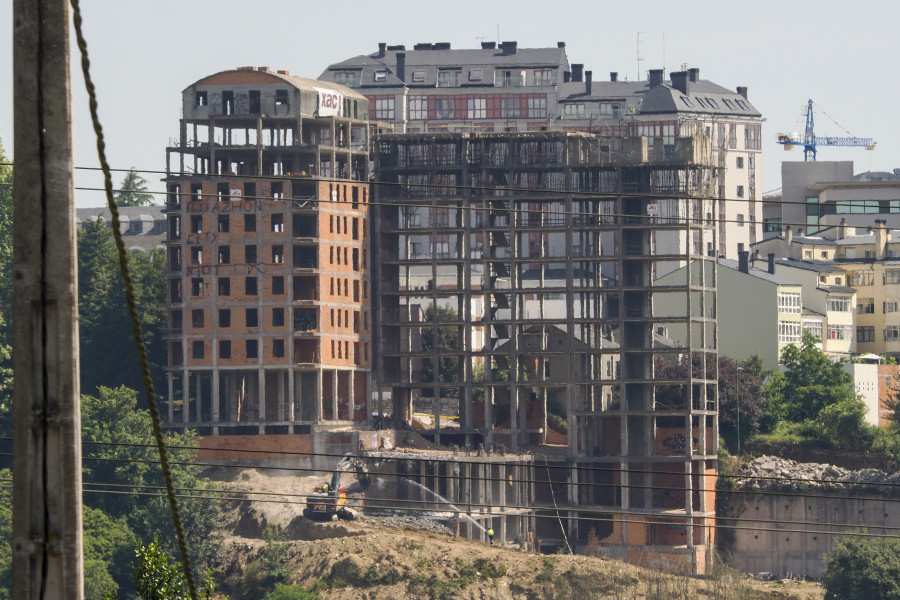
[2,0,899,207]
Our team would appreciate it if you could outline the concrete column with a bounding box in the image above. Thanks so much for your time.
[258,369,266,433]
[287,368,295,422]
[167,372,175,423]
[317,369,324,421]
[277,371,286,422]
[499,464,507,545]
[349,369,355,422]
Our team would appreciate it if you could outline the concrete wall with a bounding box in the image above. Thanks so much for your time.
[844,363,879,426]
[731,492,900,578]
[780,161,853,236]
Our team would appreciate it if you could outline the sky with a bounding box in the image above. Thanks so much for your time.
[2,0,899,207]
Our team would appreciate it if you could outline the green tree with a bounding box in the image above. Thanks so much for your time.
[115,169,155,207]
[0,139,12,343]
[767,332,856,422]
[823,535,900,600]
[77,219,166,396]
[83,506,137,599]
[133,537,219,600]
[81,386,222,575]
[818,397,874,451]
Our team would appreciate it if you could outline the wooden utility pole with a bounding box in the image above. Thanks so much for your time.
[12,0,84,598]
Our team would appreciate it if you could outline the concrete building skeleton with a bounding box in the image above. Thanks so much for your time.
[373,130,719,572]
[163,67,375,434]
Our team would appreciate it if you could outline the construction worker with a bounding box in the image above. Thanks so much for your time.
[487,527,494,545]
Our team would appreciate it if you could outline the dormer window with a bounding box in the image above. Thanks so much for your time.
[736,99,750,110]
[437,70,461,87]
[333,70,360,88]
[412,70,426,83]
[469,69,483,82]
[723,99,737,110]
[680,96,694,108]
[705,97,720,109]
[374,70,387,82]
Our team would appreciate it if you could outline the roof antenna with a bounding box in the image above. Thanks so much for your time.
[636,32,644,81]
[496,24,500,44]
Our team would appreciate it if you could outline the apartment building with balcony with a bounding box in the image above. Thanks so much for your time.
[163,67,373,435]
[322,42,762,261]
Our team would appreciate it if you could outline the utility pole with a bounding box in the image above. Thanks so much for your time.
[12,0,84,598]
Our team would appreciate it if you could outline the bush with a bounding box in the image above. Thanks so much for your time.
[822,534,900,600]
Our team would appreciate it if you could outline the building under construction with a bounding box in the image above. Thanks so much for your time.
[372,130,719,572]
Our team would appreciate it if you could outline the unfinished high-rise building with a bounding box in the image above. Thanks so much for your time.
[373,130,719,572]
[163,67,374,435]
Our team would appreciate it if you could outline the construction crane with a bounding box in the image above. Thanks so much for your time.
[776,99,875,161]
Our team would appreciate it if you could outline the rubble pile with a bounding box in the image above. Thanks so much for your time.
[737,455,900,496]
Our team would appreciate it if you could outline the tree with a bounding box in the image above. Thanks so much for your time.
[767,332,856,422]
[77,219,166,396]
[818,397,874,451]
[115,168,155,207]
[717,355,769,453]
[0,139,12,344]
[133,538,218,600]
[81,386,222,575]
[823,535,900,600]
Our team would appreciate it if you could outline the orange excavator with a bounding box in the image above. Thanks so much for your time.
[303,454,370,521]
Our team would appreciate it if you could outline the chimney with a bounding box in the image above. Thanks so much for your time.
[785,226,793,254]
[481,41,496,50]
[739,251,750,274]
[737,86,748,99]
[688,67,700,82]
[413,42,432,50]
[670,70,689,94]
[571,64,584,82]
[839,217,847,240]
[648,69,664,87]
[768,253,776,275]
[876,219,888,260]
[501,41,518,55]
[378,42,386,58]
[610,71,618,82]
[396,52,406,83]
[563,71,571,83]
[557,41,566,48]
[585,70,592,95]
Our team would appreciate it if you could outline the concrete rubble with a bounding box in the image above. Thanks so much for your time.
[737,455,900,496]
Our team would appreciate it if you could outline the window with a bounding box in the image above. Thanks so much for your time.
[272,308,285,327]
[562,104,584,119]
[191,278,204,296]
[886,269,900,285]
[272,276,284,295]
[885,300,900,313]
[745,124,762,149]
[778,292,801,314]
[680,96,695,108]
[467,98,486,119]
[195,91,207,107]
[827,297,851,312]
[245,245,257,264]
[736,156,744,169]
[190,246,202,265]
[468,69,483,82]
[728,124,737,148]
[192,341,204,359]
[723,98,737,110]
[217,277,230,296]
[373,69,387,82]
[533,69,553,86]
[409,97,427,120]
[705,97,720,109]
[374,97,395,120]
[827,325,852,340]
[411,70,426,83]
[271,214,284,232]
[271,182,283,199]
[737,214,745,227]
[736,99,750,110]
[219,340,231,359]
[858,298,875,313]
[244,182,256,199]
[246,308,258,328]
[527,96,547,118]
[437,70,461,88]
[275,89,288,107]
[218,246,230,264]
[803,319,823,340]
[272,245,284,264]
[217,214,229,232]
[191,309,204,328]
[244,214,256,232]
[190,215,202,234]
[858,326,875,342]
[246,340,258,359]
[886,326,900,342]
[219,309,231,328]
[245,276,258,296]
[501,97,520,118]
[778,321,802,343]
[434,98,455,120]
[332,70,359,88]
[272,339,285,358]
[848,271,874,286]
